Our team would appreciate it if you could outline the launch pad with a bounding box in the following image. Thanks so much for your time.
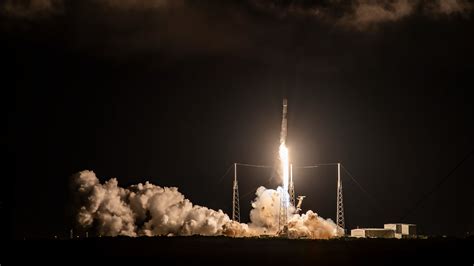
[231,99,346,237]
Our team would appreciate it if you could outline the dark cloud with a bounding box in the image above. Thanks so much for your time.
[66,1,256,57]
[427,0,473,15]
[340,0,416,29]
[249,0,473,30]
[1,0,63,18]
[98,0,178,9]
[2,0,472,31]
[1,0,473,61]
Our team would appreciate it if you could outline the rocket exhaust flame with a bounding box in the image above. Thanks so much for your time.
[279,143,289,192]
[278,98,290,230]
[279,98,289,192]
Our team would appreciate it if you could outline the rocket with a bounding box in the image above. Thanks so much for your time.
[280,98,288,145]
[278,98,290,230]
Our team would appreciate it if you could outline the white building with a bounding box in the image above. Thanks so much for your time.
[350,228,395,238]
[384,224,416,238]
[350,224,417,239]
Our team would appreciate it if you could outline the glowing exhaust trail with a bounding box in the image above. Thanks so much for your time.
[279,98,290,226]
[279,98,289,191]
[279,143,289,193]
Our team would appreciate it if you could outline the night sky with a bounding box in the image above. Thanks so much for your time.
[3,0,474,239]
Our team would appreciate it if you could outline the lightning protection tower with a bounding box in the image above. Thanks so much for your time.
[336,163,345,230]
[232,163,241,223]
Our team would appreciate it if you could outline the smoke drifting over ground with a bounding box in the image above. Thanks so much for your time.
[72,170,340,239]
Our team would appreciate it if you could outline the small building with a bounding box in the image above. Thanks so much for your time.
[351,228,395,238]
[384,224,416,238]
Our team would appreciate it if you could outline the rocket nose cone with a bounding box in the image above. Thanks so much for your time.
[283,98,288,106]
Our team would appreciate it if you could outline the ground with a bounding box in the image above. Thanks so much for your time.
[8,236,473,264]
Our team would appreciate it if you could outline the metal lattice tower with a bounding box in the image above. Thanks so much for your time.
[232,163,240,222]
[336,163,345,230]
[289,164,295,207]
[278,188,288,231]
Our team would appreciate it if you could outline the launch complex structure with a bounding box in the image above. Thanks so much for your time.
[231,99,346,235]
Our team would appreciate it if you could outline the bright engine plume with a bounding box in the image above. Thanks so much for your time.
[278,98,290,228]
[279,143,289,192]
[279,98,289,191]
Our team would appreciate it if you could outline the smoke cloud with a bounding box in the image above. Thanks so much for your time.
[72,170,340,239]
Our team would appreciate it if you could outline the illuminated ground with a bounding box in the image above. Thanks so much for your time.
[10,236,473,264]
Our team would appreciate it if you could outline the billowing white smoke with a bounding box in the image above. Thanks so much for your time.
[72,170,340,239]
[73,170,234,237]
[246,186,341,239]
[74,173,136,236]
